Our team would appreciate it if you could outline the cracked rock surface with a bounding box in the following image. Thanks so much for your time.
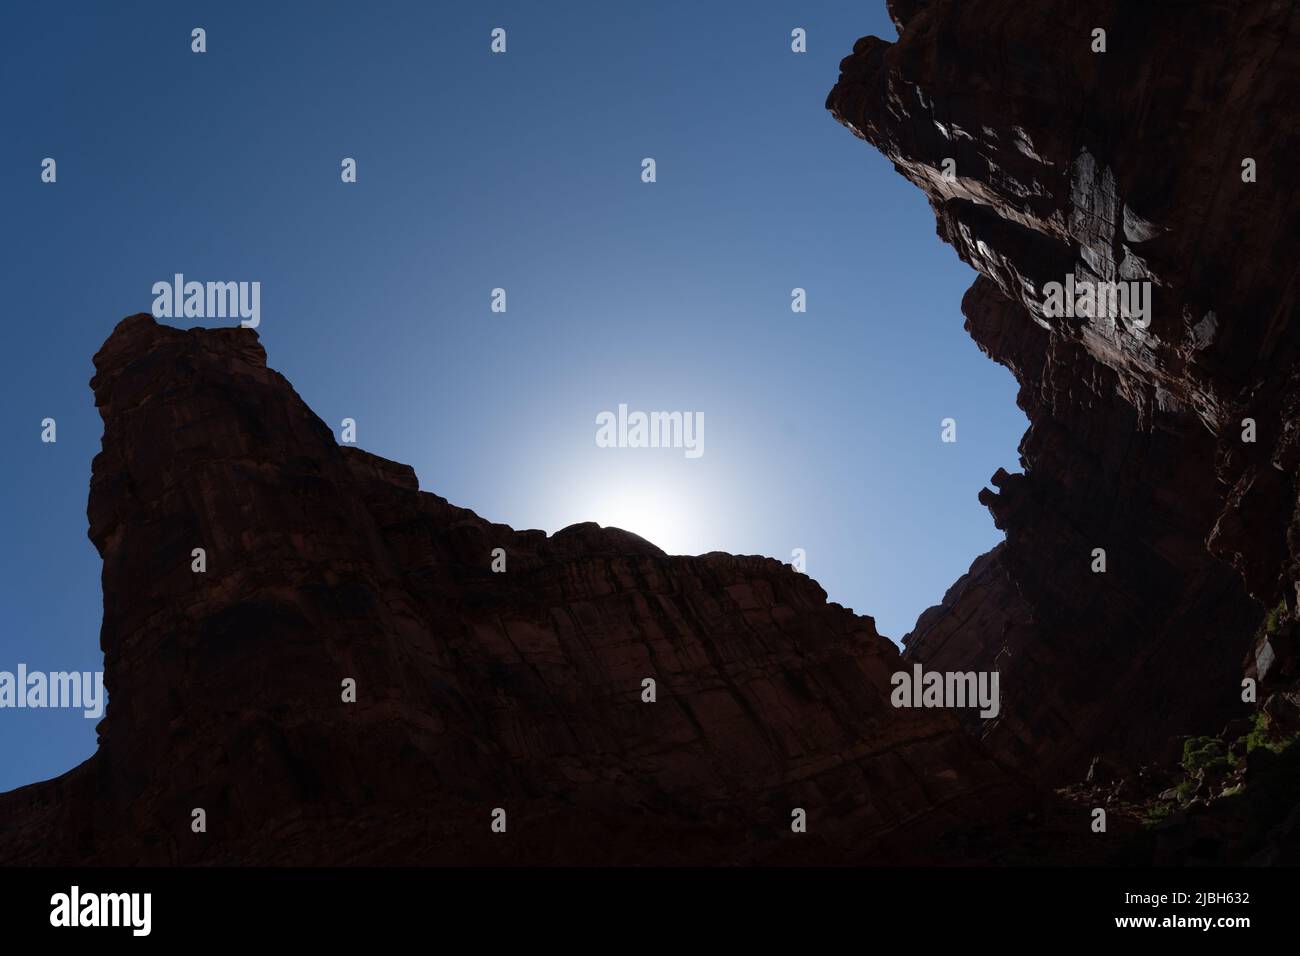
[829,0,1299,784]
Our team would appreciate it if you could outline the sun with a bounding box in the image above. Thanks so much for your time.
[582,480,695,555]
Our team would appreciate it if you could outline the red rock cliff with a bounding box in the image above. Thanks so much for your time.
[827,0,1300,783]
[0,314,1027,864]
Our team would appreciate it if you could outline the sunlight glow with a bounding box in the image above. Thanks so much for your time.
[576,476,700,556]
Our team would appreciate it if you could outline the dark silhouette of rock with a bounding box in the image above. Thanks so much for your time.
[828,0,1298,789]
[6,0,1298,865]
[0,314,1027,864]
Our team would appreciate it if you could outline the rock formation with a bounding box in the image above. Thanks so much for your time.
[827,0,1300,856]
[0,315,1029,864]
[5,0,1299,866]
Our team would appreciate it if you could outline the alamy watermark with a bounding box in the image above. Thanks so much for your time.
[1042,275,1151,328]
[891,663,1000,719]
[0,665,105,719]
[50,886,151,936]
[151,273,261,328]
[596,404,704,459]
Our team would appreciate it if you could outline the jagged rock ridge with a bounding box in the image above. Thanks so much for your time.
[0,314,1027,864]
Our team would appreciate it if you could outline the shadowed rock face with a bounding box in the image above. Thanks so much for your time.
[0,314,1028,865]
[828,0,1300,782]
[6,3,1297,867]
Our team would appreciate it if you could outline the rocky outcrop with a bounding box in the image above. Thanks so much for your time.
[6,0,1298,866]
[829,0,1300,786]
[0,314,1029,865]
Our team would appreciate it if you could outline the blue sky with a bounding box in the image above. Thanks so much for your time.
[0,1,1026,792]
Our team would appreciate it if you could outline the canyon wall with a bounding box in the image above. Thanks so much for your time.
[4,0,1298,865]
[0,314,1028,864]
[828,0,1300,782]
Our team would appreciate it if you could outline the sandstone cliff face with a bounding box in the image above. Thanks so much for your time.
[6,1,1297,866]
[828,0,1300,782]
[0,314,1026,865]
